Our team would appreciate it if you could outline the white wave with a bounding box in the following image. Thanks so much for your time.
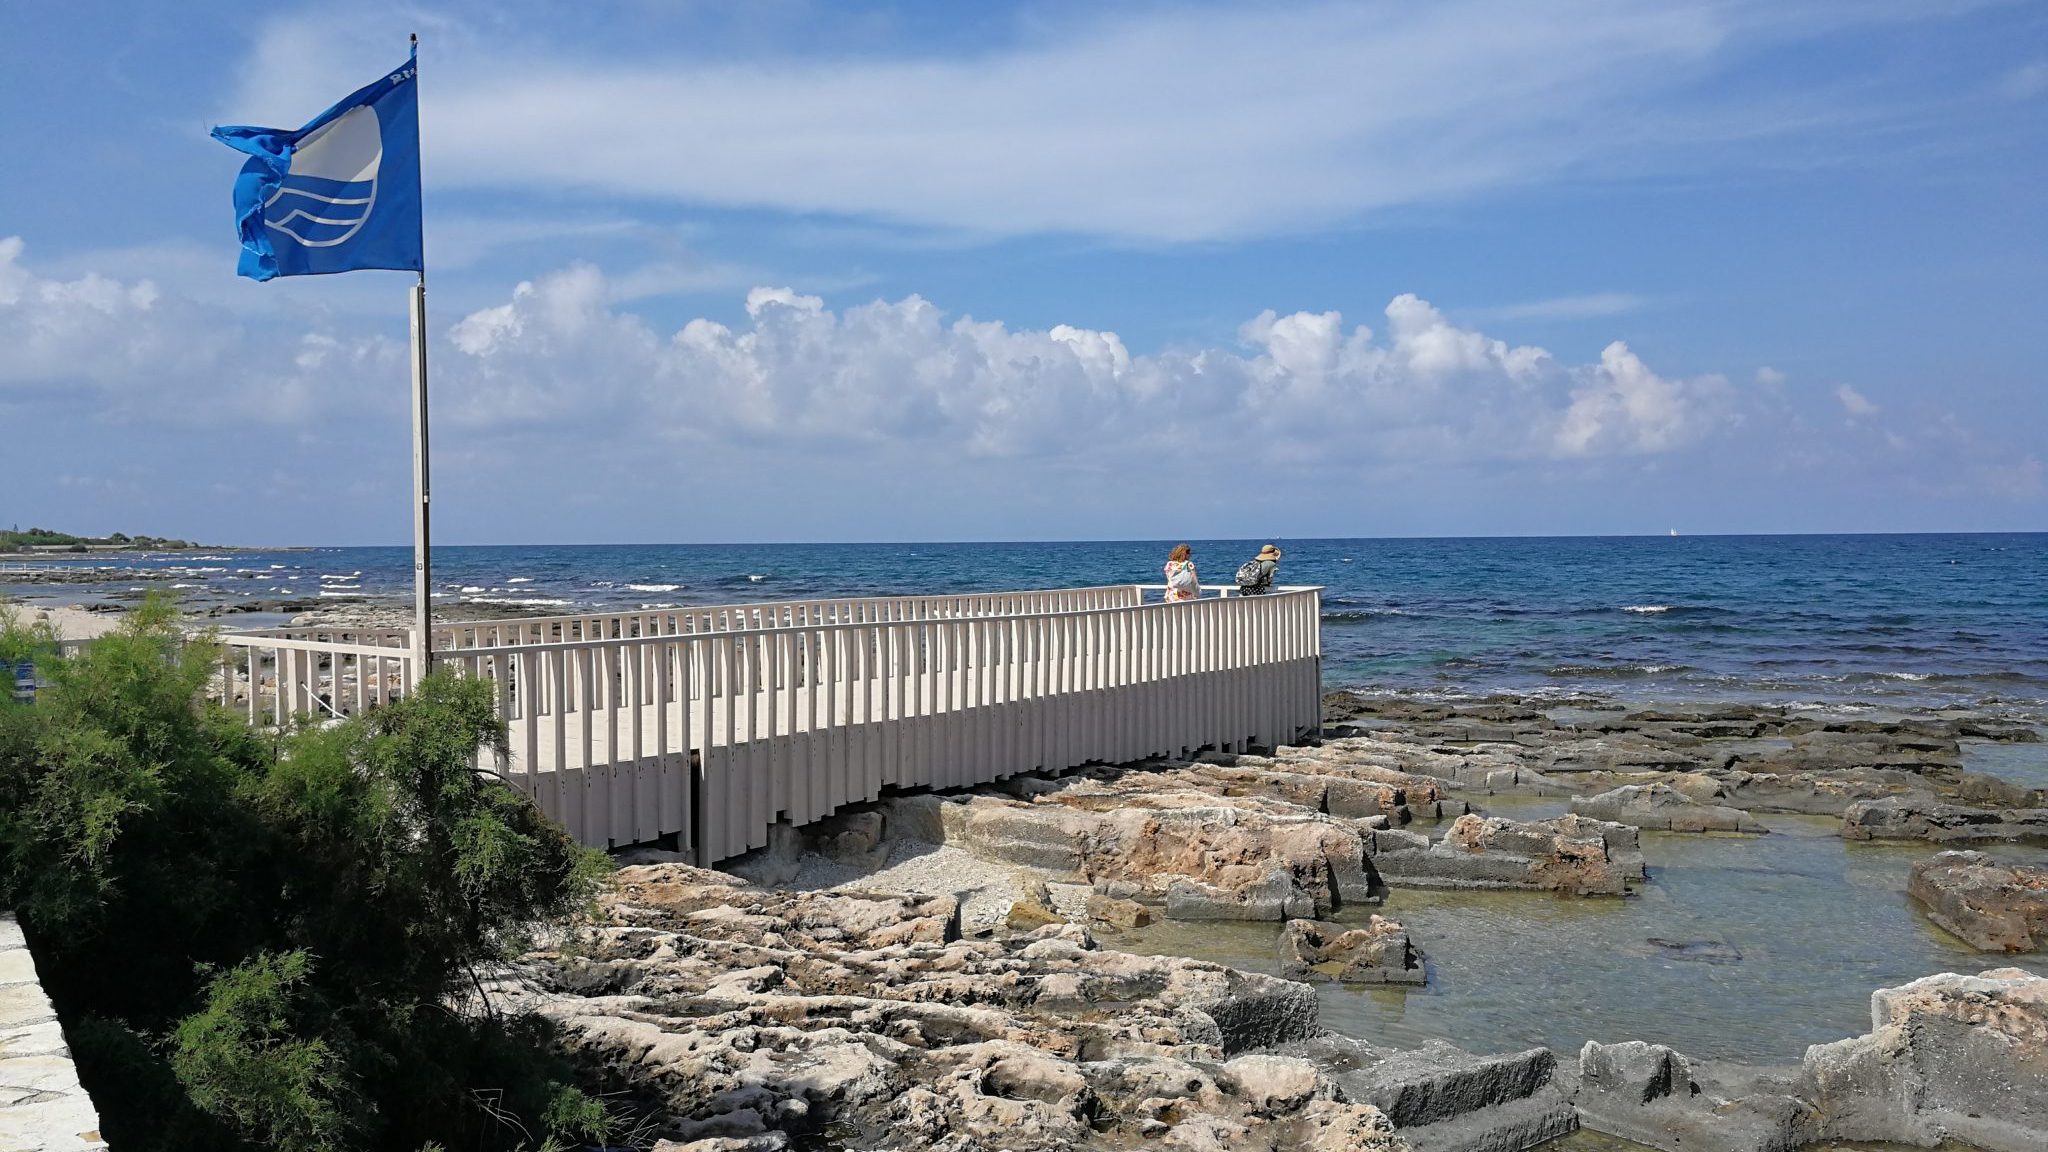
[460,586,485,593]
[169,582,198,588]
[506,576,533,584]
[320,572,361,581]
[628,583,682,592]
[1877,671,1931,681]
[639,602,680,610]
[318,590,364,598]
[1622,605,1671,614]
[748,574,767,582]
[470,596,572,607]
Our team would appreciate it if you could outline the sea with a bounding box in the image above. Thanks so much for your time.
[8,533,2046,720]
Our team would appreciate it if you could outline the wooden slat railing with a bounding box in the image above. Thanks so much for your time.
[212,585,1323,861]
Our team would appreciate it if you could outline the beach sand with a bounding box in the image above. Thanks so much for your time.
[2,602,126,642]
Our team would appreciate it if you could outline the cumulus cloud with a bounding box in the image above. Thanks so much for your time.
[224,1,1984,243]
[434,266,1725,466]
[6,236,2041,539]
[1556,343,1714,457]
[0,236,400,425]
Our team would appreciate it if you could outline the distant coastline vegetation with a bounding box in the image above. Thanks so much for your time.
[2,526,205,553]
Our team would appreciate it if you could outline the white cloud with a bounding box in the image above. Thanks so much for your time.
[1478,293,1647,321]
[224,1,1980,243]
[1834,383,1878,416]
[10,238,2037,534]
[1756,366,1787,386]
[1556,343,1713,456]
[0,236,400,425]
[434,265,1723,465]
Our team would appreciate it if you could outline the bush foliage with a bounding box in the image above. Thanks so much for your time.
[0,597,614,1151]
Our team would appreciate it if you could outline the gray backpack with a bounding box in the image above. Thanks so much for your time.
[1235,559,1270,594]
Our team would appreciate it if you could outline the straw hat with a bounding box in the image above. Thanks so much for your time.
[1256,544,1282,561]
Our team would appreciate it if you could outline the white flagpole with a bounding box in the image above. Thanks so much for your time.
[409,270,432,685]
[407,32,433,686]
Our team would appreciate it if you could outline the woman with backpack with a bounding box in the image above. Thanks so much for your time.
[1163,543,1200,601]
[1235,544,1281,595]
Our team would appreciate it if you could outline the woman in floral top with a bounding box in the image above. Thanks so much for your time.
[1163,543,1199,601]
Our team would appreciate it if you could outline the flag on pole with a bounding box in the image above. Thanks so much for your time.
[212,54,422,281]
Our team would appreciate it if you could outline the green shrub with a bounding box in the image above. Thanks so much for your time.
[0,595,615,1151]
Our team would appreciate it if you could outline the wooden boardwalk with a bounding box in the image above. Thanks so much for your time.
[215,585,1323,862]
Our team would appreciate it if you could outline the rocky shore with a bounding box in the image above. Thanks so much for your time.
[505,691,2048,1151]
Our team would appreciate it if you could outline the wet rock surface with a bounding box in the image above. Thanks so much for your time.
[1841,794,2048,845]
[1907,850,2048,952]
[1322,691,2043,819]
[1568,783,1766,834]
[1570,1040,1815,1152]
[1375,812,1646,896]
[1279,917,1424,985]
[1569,967,2048,1152]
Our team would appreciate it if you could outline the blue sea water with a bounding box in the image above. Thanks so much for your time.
[9,533,2046,718]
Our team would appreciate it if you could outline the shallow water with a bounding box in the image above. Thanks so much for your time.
[1109,802,2048,1064]
[1543,1134,1975,1152]
[1964,738,2048,792]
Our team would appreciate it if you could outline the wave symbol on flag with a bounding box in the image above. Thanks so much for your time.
[263,105,383,247]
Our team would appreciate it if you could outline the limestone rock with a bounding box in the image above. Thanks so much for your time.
[1005,898,1065,931]
[1804,967,2048,1152]
[1372,813,1645,896]
[502,864,1380,1151]
[1165,868,1317,922]
[1328,1039,1576,1152]
[1907,850,2048,952]
[1569,783,1766,834]
[1278,917,1423,985]
[1841,795,2048,845]
[887,789,1376,921]
[1084,894,1154,929]
[1572,1041,1816,1152]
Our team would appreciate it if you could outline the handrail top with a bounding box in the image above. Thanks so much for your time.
[225,584,1151,641]
[216,584,1322,656]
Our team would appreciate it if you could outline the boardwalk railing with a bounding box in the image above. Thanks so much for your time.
[211,585,1322,862]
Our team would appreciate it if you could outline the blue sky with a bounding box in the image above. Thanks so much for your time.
[1,0,2043,544]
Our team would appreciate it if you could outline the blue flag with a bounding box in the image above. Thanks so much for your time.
[213,54,422,281]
